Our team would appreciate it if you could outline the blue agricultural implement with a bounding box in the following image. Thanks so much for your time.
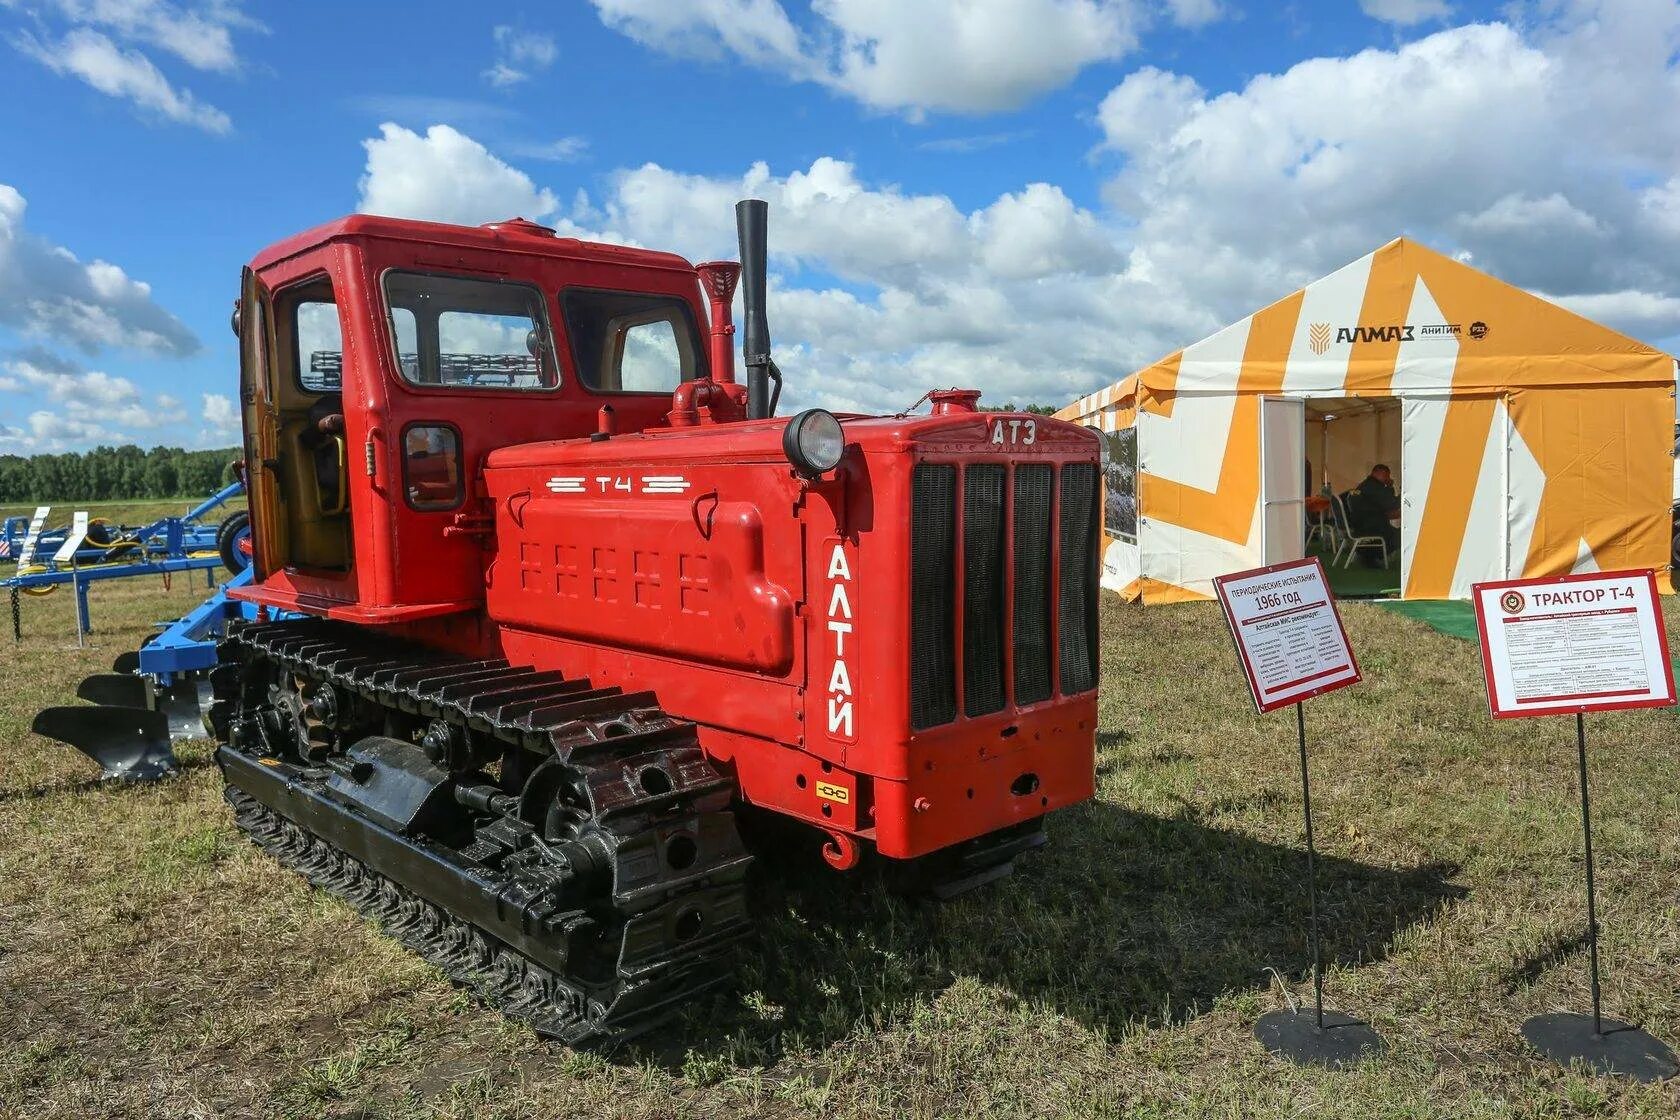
[4,481,250,640]
[30,565,288,780]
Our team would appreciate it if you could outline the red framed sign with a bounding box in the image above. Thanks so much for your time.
[1214,557,1362,714]
[1472,569,1675,719]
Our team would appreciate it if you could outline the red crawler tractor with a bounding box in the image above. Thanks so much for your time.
[37,201,1101,1044]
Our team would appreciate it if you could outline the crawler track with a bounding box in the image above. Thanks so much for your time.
[214,618,753,1047]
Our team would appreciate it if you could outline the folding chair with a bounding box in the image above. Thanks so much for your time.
[1305,505,1331,550]
[1330,492,1387,568]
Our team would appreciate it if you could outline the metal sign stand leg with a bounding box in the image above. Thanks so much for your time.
[1255,701,1385,1068]
[71,566,86,648]
[1520,712,1677,1081]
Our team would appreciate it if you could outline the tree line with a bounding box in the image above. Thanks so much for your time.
[979,403,1059,415]
[0,445,240,504]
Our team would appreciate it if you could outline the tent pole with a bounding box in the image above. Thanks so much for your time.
[1320,418,1329,493]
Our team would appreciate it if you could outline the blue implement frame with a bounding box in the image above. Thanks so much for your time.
[137,566,291,682]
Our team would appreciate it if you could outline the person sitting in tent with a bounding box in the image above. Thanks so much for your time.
[1347,464,1400,566]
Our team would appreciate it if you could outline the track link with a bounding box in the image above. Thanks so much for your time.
[213,618,754,1047]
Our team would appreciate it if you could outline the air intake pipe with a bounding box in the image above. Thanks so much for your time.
[735,199,781,419]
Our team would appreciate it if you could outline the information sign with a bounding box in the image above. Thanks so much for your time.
[1472,570,1674,719]
[1214,558,1361,714]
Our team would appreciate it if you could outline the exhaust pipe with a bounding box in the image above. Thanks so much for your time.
[735,199,777,420]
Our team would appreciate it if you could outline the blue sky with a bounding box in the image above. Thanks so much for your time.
[1,0,1677,451]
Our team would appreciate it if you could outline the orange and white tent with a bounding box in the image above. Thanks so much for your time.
[1057,238,1678,603]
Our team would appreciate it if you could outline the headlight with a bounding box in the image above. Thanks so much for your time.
[783,408,845,477]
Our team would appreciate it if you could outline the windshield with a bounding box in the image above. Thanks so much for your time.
[383,271,558,390]
[561,288,706,393]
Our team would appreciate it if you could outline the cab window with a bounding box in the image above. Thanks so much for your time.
[402,423,463,511]
[561,288,705,393]
[295,299,343,391]
[382,271,556,390]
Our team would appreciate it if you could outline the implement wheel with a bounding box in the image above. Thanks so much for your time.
[217,510,252,575]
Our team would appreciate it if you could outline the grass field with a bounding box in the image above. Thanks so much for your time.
[2,575,1678,1118]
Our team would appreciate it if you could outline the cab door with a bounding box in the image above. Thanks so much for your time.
[238,266,287,578]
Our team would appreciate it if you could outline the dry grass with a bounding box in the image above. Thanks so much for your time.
[2,573,1678,1118]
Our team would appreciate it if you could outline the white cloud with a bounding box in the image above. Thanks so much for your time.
[484,24,557,86]
[0,184,199,356]
[6,1,261,131]
[1094,65,1202,152]
[351,2,1680,415]
[916,130,1032,154]
[590,0,1149,115]
[13,28,231,132]
[352,123,1171,409]
[0,350,187,450]
[968,182,1123,280]
[590,0,807,70]
[1163,0,1223,28]
[559,157,1178,412]
[17,0,262,71]
[201,391,239,440]
[505,136,590,162]
[1462,193,1603,239]
[1094,5,1680,338]
[1548,290,1680,339]
[1359,0,1452,26]
[357,123,560,226]
[818,0,1142,115]
[0,409,132,452]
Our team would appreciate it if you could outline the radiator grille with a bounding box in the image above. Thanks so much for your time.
[962,465,1007,717]
[908,457,1100,731]
[1057,463,1100,695]
[909,464,957,729]
[1012,464,1054,707]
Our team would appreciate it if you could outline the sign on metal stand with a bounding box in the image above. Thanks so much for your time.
[1214,557,1381,1069]
[56,511,91,646]
[1473,570,1678,1082]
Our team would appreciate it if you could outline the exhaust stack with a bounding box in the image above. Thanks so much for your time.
[735,199,775,419]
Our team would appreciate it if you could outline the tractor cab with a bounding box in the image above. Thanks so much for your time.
[233,214,722,626]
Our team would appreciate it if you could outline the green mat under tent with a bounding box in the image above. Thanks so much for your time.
[1375,598,1478,641]
[1307,541,1401,600]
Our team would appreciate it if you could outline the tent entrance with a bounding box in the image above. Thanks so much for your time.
[1304,396,1403,597]
[1259,396,1306,566]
